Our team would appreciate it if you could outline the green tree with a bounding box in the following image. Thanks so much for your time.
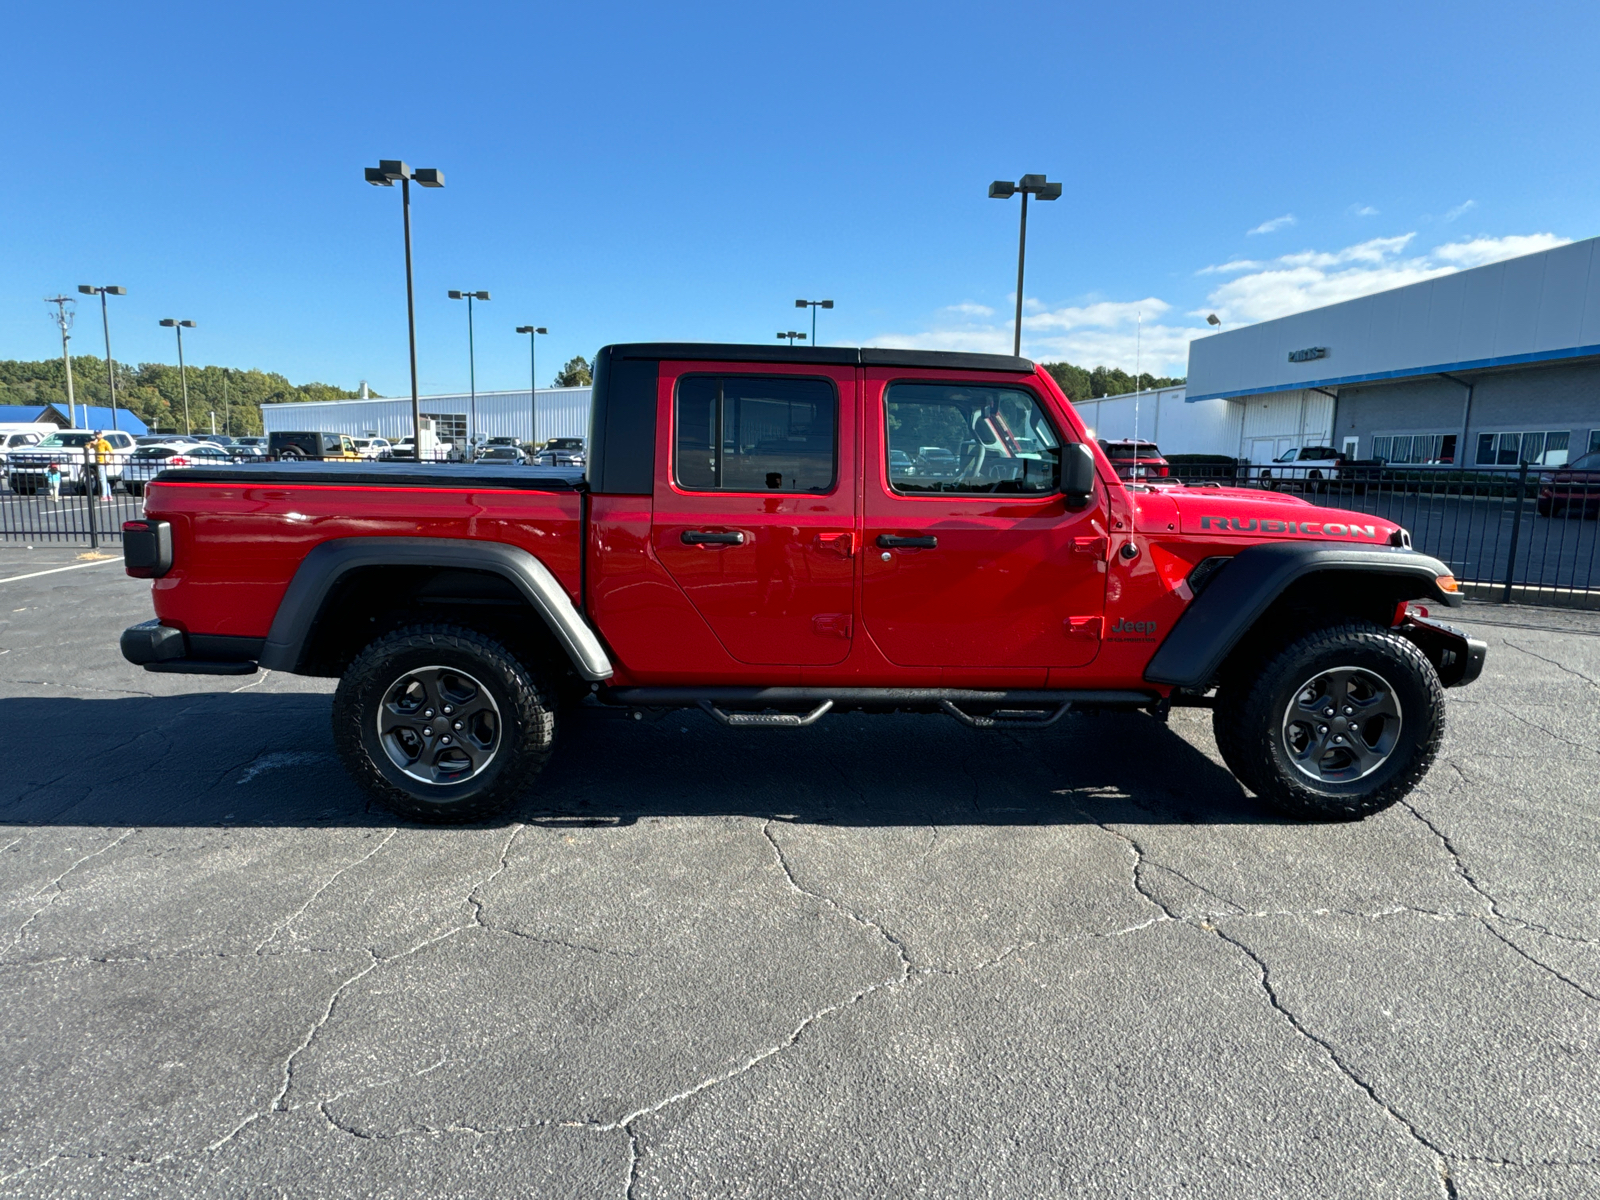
[1041,359,1184,400]
[552,356,592,387]
[0,358,376,435]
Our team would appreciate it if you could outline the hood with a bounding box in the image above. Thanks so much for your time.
[1161,486,1404,547]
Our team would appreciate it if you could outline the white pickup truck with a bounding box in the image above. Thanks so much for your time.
[1250,445,1347,491]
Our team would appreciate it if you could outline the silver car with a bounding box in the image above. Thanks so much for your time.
[122,442,236,495]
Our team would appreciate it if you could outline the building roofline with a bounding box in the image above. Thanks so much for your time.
[1186,341,1600,402]
[261,385,592,409]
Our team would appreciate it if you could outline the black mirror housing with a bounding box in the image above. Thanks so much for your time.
[1064,442,1097,508]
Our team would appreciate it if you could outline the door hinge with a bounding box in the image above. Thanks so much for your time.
[813,532,855,557]
[812,613,853,638]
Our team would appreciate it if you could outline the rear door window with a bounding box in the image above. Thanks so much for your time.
[674,375,836,492]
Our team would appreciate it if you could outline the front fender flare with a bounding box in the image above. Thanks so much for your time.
[258,537,613,681]
[1143,541,1461,690]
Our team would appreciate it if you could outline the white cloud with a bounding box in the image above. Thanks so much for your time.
[1197,259,1264,275]
[866,297,1195,375]
[1348,204,1380,217]
[1196,231,1573,325]
[1247,214,1297,236]
[940,302,994,318]
[1432,232,1569,268]
[1444,199,1477,222]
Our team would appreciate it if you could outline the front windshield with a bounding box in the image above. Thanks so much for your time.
[38,433,95,448]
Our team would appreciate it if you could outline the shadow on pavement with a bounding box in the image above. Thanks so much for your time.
[0,693,1278,829]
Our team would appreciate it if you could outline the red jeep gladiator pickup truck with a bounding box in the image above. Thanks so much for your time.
[119,344,1484,822]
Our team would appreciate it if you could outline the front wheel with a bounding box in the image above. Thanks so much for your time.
[332,624,556,822]
[1213,623,1444,820]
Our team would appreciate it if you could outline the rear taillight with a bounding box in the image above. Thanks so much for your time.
[1155,464,1169,477]
[123,520,173,578]
[170,456,189,466]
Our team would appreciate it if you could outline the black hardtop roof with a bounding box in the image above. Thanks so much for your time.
[598,343,1035,374]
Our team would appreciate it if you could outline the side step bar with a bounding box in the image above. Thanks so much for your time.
[600,686,1158,730]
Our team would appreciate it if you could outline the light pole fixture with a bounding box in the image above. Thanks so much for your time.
[1206,313,1222,329]
[159,319,197,433]
[448,290,491,451]
[794,298,833,345]
[777,331,807,345]
[988,174,1062,357]
[515,326,548,447]
[77,285,127,430]
[365,159,444,457]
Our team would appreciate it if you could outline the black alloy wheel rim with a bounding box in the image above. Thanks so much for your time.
[377,665,502,785]
[1281,665,1403,784]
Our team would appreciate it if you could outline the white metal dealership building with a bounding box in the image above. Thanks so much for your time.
[260,386,592,449]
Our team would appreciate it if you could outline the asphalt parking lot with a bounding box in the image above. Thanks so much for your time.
[0,546,1597,1198]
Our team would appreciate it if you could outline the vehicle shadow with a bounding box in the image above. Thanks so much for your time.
[0,694,1283,829]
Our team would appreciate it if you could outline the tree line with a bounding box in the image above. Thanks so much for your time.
[0,357,372,434]
[1041,361,1185,402]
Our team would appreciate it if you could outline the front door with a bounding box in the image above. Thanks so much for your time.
[861,370,1109,669]
[652,364,858,666]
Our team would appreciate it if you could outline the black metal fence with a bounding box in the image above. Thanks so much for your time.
[1169,461,1600,608]
[1,451,148,547]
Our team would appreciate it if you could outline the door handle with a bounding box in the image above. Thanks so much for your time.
[681,530,745,545]
[877,534,937,549]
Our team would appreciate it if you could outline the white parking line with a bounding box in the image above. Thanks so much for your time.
[0,559,122,584]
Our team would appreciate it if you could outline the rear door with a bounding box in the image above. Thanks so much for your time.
[651,362,858,665]
[861,369,1109,669]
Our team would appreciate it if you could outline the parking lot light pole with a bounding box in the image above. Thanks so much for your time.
[777,331,807,345]
[365,160,444,456]
[515,325,547,446]
[159,319,197,433]
[988,175,1062,357]
[77,285,127,430]
[794,298,833,345]
[448,291,491,452]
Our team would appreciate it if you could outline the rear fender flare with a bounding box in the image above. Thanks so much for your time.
[1143,541,1461,689]
[258,537,613,680]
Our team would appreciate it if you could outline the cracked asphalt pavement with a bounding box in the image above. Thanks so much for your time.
[1,547,1598,1198]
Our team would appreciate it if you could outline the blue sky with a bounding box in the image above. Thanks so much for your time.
[4,0,1597,392]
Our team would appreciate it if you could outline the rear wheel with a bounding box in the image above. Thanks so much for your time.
[1213,623,1444,820]
[332,624,556,822]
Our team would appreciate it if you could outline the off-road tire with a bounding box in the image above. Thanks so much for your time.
[1212,622,1444,821]
[333,624,555,823]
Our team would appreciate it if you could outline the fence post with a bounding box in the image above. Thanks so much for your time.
[83,444,100,551]
[1501,460,1529,604]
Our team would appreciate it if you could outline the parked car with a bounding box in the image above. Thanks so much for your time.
[888,448,917,478]
[532,437,586,467]
[474,445,527,464]
[122,341,1483,827]
[351,437,394,460]
[8,430,136,494]
[914,445,960,477]
[1097,439,1169,480]
[1537,451,1600,517]
[268,432,361,461]
[230,437,269,459]
[0,430,44,470]
[122,442,238,495]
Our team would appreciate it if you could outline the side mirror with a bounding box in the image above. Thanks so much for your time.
[1063,442,1097,508]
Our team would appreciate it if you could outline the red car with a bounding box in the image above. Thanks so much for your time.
[1537,450,1600,517]
[120,343,1481,824]
[1097,438,1169,479]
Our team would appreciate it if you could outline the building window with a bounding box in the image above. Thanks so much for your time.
[1371,433,1457,464]
[1589,430,1600,456]
[1475,430,1570,467]
[422,412,467,448]
[674,375,836,492]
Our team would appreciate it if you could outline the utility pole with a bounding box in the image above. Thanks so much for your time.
[223,369,231,435]
[78,286,127,430]
[46,296,77,427]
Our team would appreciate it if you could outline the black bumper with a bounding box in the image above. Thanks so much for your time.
[120,619,261,676]
[1398,615,1486,688]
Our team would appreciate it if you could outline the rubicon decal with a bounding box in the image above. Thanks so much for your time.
[1197,515,1379,539]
